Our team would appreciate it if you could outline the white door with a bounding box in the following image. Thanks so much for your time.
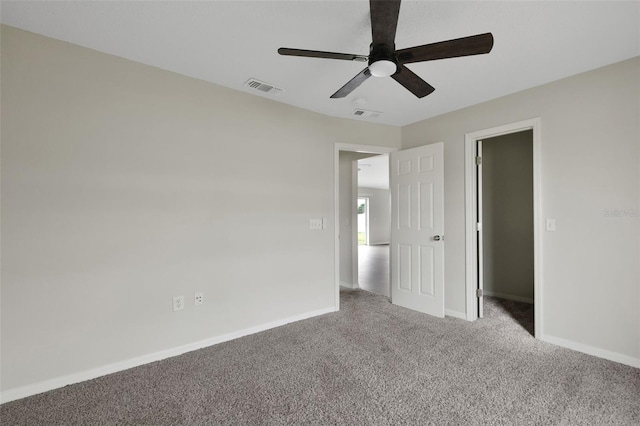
[390,143,445,317]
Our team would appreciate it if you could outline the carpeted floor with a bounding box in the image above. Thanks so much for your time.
[2,290,639,425]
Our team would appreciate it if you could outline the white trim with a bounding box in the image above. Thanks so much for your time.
[543,335,640,369]
[464,118,543,340]
[445,309,467,320]
[334,143,397,311]
[484,290,534,304]
[532,121,543,338]
[351,163,360,286]
[0,306,336,404]
[477,140,484,318]
[464,139,477,321]
[340,281,359,290]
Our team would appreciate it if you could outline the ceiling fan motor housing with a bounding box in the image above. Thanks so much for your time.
[368,43,398,77]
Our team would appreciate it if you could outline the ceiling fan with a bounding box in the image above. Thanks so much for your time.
[278,0,494,99]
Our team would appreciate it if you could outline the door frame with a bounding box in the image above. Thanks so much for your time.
[334,143,397,310]
[464,118,542,338]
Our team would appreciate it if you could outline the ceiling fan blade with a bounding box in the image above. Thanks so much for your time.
[330,68,372,99]
[370,0,401,46]
[391,64,435,98]
[396,33,494,64]
[278,48,368,62]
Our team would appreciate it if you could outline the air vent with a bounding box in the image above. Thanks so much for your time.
[244,79,284,95]
[353,109,382,119]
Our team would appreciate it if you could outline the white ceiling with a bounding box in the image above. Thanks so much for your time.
[358,155,389,190]
[1,1,638,127]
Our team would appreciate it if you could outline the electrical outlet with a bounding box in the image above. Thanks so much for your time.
[194,292,204,306]
[173,295,184,311]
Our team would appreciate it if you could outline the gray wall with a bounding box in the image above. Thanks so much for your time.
[0,26,401,393]
[357,187,391,245]
[402,57,639,362]
[482,131,534,302]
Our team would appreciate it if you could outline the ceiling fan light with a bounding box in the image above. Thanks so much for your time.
[368,60,397,77]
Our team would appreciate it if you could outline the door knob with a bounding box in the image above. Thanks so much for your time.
[433,235,442,241]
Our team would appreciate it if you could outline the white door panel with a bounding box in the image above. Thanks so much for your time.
[391,143,444,317]
[477,140,484,318]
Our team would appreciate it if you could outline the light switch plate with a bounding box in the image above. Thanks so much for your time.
[173,295,184,311]
[310,219,323,230]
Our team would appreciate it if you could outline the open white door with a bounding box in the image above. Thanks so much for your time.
[390,143,444,317]
[477,140,484,318]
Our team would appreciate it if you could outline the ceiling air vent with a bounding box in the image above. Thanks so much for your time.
[353,109,382,119]
[244,78,283,96]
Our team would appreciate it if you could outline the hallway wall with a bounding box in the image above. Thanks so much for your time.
[339,152,376,288]
[358,187,391,245]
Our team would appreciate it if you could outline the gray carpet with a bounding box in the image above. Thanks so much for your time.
[2,290,639,425]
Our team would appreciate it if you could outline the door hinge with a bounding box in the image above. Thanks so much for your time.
[476,288,483,297]
[476,222,482,232]
[475,156,482,165]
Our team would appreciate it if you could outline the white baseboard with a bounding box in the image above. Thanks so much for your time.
[543,334,640,369]
[445,309,467,320]
[0,306,337,404]
[340,281,359,290]
[484,290,533,304]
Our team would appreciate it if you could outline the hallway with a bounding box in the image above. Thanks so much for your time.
[358,244,389,297]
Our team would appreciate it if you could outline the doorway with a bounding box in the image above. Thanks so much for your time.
[464,118,543,339]
[335,142,446,318]
[356,155,391,297]
[478,130,534,335]
[334,144,396,309]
